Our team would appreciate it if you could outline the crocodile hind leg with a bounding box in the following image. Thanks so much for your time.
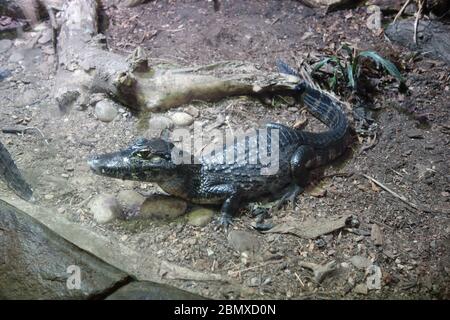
[276,145,316,209]
[275,184,304,210]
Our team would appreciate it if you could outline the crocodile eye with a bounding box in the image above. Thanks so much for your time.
[150,156,162,162]
[135,150,151,159]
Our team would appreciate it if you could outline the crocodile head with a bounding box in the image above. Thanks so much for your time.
[88,138,178,182]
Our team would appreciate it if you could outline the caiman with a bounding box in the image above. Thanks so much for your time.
[88,61,350,227]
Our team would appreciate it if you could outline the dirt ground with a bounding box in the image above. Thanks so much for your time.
[0,0,449,299]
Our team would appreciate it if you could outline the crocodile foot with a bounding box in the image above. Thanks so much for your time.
[275,184,304,210]
[213,213,234,233]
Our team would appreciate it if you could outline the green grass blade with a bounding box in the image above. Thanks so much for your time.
[359,51,405,83]
[347,64,355,89]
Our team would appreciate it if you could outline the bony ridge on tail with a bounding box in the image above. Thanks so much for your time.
[88,60,350,229]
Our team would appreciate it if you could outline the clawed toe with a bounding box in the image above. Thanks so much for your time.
[214,214,234,233]
[276,185,303,210]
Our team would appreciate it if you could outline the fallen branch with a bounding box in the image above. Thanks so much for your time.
[53,0,300,115]
[2,127,49,144]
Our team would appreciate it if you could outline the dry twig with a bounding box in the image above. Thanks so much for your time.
[362,174,418,209]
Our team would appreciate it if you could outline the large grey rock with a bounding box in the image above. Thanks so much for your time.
[90,194,122,224]
[95,100,118,122]
[385,19,450,65]
[106,281,206,300]
[139,195,187,220]
[0,199,130,299]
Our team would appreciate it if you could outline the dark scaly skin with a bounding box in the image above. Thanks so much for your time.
[88,61,350,227]
[0,140,34,201]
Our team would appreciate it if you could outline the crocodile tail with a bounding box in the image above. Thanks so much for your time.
[0,141,34,201]
[276,59,348,137]
[301,85,348,134]
[276,59,299,77]
[276,59,350,165]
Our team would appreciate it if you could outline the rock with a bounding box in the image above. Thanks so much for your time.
[171,112,194,127]
[95,100,118,122]
[300,0,357,12]
[106,281,207,300]
[371,224,383,246]
[185,105,200,118]
[38,29,53,44]
[227,230,261,255]
[187,207,215,227]
[139,195,187,220]
[365,0,405,13]
[366,265,382,290]
[0,199,130,299]
[148,115,173,133]
[90,194,122,224]
[248,277,262,287]
[0,39,12,53]
[354,283,368,295]
[349,256,372,270]
[385,19,450,65]
[117,190,145,209]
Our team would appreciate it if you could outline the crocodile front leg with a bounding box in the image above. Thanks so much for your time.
[205,184,242,229]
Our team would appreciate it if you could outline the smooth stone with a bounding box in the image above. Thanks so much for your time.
[187,207,215,227]
[139,195,187,220]
[90,194,122,224]
[0,39,12,53]
[95,100,118,122]
[171,112,194,127]
[148,115,173,132]
[117,190,145,209]
[227,230,261,255]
